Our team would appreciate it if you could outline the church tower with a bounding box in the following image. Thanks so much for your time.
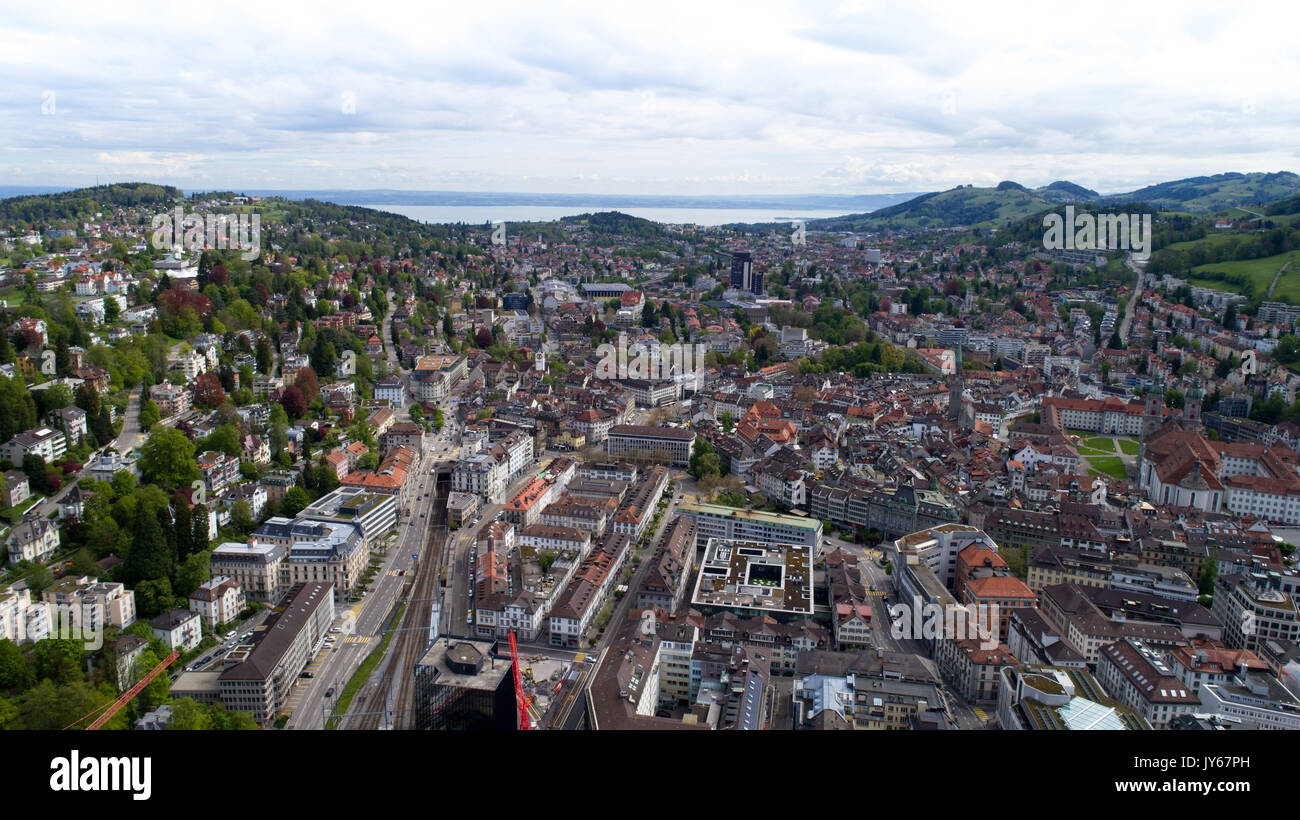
[948,347,964,422]
[1185,381,1204,426]
[1142,376,1165,438]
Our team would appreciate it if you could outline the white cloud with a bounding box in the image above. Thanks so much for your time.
[0,0,1297,194]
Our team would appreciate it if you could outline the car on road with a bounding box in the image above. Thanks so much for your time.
[466,612,473,624]
[325,687,335,698]
[330,627,342,633]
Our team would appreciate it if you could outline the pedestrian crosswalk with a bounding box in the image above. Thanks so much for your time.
[344,636,372,644]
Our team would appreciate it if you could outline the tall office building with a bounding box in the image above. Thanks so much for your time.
[729,251,763,295]
[413,639,517,730]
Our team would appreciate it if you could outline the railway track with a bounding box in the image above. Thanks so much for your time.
[350,476,449,730]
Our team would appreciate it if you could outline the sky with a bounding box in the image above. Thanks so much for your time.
[2,0,1298,196]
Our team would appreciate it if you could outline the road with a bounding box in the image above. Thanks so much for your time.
[112,387,143,451]
[285,439,445,729]
[540,472,683,729]
[854,549,988,730]
[287,300,449,730]
[344,476,448,730]
[1267,261,1293,300]
[382,288,400,372]
[1118,254,1144,344]
[440,457,558,638]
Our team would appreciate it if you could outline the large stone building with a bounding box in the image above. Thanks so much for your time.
[605,424,696,467]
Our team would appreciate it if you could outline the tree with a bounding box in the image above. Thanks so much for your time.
[192,502,210,553]
[32,638,86,685]
[255,337,274,375]
[92,406,114,444]
[1199,549,1219,597]
[173,500,193,560]
[198,424,241,459]
[474,326,493,348]
[122,509,173,587]
[16,560,53,595]
[194,372,226,408]
[139,427,199,490]
[21,453,47,491]
[174,550,210,598]
[134,577,174,618]
[33,382,74,416]
[168,698,215,730]
[433,407,445,432]
[688,438,721,481]
[110,469,137,496]
[139,399,161,430]
[295,367,320,404]
[134,647,172,713]
[0,639,34,692]
[232,499,253,532]
[310,340,337,379]
[281,486,310,517]
[280,385,307,418]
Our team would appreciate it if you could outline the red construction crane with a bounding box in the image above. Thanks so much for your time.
[68,651,180,730]
[508,631,534,730]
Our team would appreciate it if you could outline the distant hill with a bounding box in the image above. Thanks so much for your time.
[1039,180,1101,201]
[557,211,665,238]
[1102,172,1300,212]
[809,172,1300,231]
[0,182,180,227]
[810,184,1067,231]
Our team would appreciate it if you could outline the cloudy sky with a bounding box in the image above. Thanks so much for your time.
[2,0,1297,195]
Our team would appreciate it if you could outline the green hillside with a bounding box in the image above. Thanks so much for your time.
[810,184,1066,231]
[810,172,1300,232]
[0,182,181,227]
[1103,172,1300,213]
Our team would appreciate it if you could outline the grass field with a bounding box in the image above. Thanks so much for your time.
[1187,249,1300,304]
[1117,439,1139,455]
[1083,437,1116,452]
[1086,456,1128,480]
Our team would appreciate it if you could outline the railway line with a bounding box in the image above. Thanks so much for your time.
[348,475,449,730]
